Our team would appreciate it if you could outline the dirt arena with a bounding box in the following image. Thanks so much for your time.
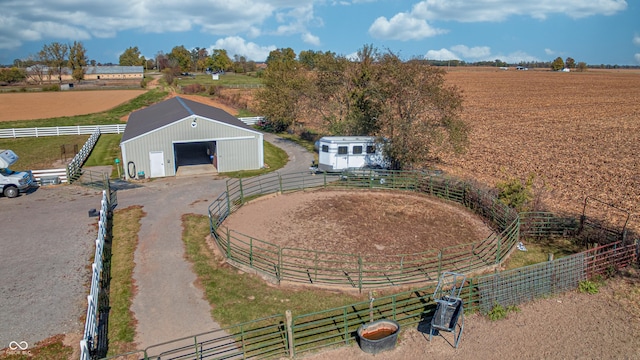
[223,189,493,255]
[0,90,146,121]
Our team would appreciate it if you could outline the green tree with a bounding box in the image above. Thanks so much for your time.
[119,46,144,66]
[374,53,467,169]
[565,57,576,69]
[303,52,352,134]
[191,47,209,72]
[496,173,535,212]
[494,59,507,68]
[576,61,588,72]
[168,45,192,72]
[551,57,565,71]
[39,42,69,83]
[210,49,233,72]
[145,58,155,71]
[68,41,87,81]
[255,47,306,131]
[0,67,27,84]
[233,54,247,73]
[257,45,468,169]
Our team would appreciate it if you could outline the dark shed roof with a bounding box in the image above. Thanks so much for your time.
[121,96,254,142]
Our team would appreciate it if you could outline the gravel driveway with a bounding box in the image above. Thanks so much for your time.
[0,185,101,349]
[0,132,313,354]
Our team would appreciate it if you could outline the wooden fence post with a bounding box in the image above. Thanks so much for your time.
[369,291,374,323]
[286,310,294,358]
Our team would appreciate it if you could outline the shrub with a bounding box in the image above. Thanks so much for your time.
[578,279,600,294]
[487,303,520,321]
[182,83,206,94]
[496,173,535,211]
[42,84,60,92]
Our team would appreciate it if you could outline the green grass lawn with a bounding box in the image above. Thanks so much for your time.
[107,206,145,356]
[177,72,263,87]
[182,214,363,327]
[504,237,583,270]
[0,135,88,170]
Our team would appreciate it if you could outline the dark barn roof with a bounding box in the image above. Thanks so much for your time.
[121,97,254,142]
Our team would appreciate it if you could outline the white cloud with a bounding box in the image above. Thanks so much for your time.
[493,51,540,63]
[633,33,640,46]
[424,48,460,61]
[420,0,627,22]
[369,12,446,41]
[635,53,640,64]
[425,45,539,63]
[0,1,315,48]
[450,45,490,59]
[544,48,555,55]
[302,32,321,46]
[209,36,276,62]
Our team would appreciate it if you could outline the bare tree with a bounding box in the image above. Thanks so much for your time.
[39,42,69,83]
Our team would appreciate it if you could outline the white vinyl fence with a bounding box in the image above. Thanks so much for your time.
[80,190,109,360]
[0,124,126,138]
[67,128,101,183]
[0,118,261,139]
[238,116,264,126]
[32,168,67,184]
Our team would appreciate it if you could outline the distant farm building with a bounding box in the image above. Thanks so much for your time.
[26,65,143,83]
[120,97,264,179]
[84,66,143,80]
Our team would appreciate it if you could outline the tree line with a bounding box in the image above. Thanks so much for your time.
[1,41,258,84]
[256,45,470,170]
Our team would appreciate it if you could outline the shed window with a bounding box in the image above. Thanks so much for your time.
[338,146,348,155]
[366,145,376,154]
[353,146,363,154]
[322,145,329,152]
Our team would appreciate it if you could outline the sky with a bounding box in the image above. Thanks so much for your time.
[1,0,639,66]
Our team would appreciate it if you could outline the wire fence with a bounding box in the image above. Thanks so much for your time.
[209,170,520,291]
[104,170,639,359]
[104,240,637,360]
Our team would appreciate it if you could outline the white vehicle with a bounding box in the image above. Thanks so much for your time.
[0,149,36,198]
[313,136,388,172]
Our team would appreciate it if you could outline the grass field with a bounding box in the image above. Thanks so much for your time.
[177,72,262,87]
[0,135,89,169]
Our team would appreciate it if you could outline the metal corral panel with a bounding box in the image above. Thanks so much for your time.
[121,115,263,178]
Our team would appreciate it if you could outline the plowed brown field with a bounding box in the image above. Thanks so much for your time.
[438,68,640,235]
[0,90,147,121]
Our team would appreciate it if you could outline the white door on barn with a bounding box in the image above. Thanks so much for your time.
[149,151,165,177]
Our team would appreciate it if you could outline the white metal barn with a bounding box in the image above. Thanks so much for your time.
[120,97,264,179]
[317,136,386,172]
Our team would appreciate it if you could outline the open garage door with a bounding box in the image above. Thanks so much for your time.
[173,141,217,176]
